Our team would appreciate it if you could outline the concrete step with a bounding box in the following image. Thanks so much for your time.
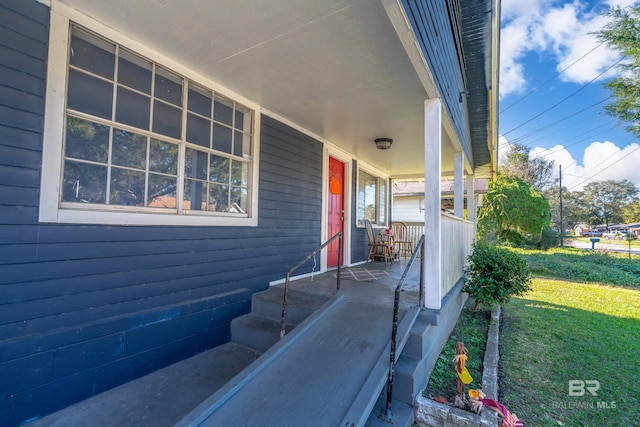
[230,313,295,353]
[402,310,436,360]
[27,342,262,427]
[365,395,415,427]
[394,354,427,405]
[178,294,421,427]
[251,287,330,325]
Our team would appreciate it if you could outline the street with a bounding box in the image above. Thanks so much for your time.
[564,239,640,255]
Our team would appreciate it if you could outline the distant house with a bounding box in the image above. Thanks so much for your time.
[393,179,489,222]
[573,223,589,236]
[623,223,640,238]
[612,223,640,238]
[0,0,499,424]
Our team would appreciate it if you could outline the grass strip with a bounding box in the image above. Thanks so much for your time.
[424,299,491,402]
[499,278,640,426]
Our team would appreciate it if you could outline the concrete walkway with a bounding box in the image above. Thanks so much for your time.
[28,343,261,427]
[28,259,423,427]
[178,295,415,427]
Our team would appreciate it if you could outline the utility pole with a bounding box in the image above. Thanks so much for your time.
[559,165,564,247]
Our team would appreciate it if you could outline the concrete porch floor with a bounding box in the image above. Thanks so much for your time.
[28,258,423,427]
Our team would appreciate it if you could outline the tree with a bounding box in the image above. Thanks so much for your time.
[478,174,551,245]
[582,180,638,228]
[622,198,640,223]
[499,143,556,191]
[596,6,640,137]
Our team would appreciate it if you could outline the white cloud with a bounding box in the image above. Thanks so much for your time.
[530,141,640,191]
[498,135,640,191]
[499,0,623,98]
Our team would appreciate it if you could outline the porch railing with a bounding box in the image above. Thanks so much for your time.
[381,234,425,421]
[441,213,474,296]
[404,216,474,297]
[279,231,343,339]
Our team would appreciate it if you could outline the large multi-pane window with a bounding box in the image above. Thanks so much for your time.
[357,169,387,226]
[61,26,253,216]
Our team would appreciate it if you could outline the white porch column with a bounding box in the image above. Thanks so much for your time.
[466,173,476,223]
[424,99,442,310]
[453,152,464,218]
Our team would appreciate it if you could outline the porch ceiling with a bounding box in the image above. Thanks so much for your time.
[58,0,460,176]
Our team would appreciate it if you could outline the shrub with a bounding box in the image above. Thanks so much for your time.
[463,242,532,309]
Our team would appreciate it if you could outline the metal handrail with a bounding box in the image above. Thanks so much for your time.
[382,234,425,420]
[279,231,343,339]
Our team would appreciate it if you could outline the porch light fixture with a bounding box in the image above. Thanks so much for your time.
[374,138,393,150]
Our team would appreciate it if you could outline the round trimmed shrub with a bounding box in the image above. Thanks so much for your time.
[463,242,532,309]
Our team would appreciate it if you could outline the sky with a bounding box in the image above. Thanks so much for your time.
[498,0,640,192]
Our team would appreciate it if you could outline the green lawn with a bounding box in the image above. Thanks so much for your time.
[511,247,640,287]
[424,247,640,425]
[499,277,640,426]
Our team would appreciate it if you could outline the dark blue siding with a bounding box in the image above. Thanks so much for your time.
[0,1,324,424]
[402,0,472,161]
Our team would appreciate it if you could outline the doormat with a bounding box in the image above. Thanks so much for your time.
[333,268,390,282]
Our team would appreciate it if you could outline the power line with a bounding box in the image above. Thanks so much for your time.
[508,97,611,145]
[500,42,606,114]
[502,58,623,137]
[567,142,640,190]
[534,119,620,158]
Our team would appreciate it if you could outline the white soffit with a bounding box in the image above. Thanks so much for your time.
[58,0,457,175]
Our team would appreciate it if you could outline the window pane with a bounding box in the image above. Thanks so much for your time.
[188,84,212,117]
[112,130,147,169]
[213,96,233,126]
[149,139,178,175]
[184,148,208,180]
[155,67,182,106]
[147,173,177,208]
[233,130,244,156]
[210,183,229,212]
[230,187,248,214]
[153,101,182,139]
[186,113,211,148]
[234,109,244,131]
[67,69,113,119]
[116,86,150,130]
[62,160,107,204]
[230,160,248,186]
[235,105,252,133]
[70,29,115,79]
[183,179,208,211]
[118,50,152,94]
[358,170,377,225]
[240,132,252,158]
[378,179,387,224]
[110,167,145,206]
[209,154,229,184]
[213,123,232,154]
[65,116,109,163]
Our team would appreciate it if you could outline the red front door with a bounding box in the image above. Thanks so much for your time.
[327,157,344,268]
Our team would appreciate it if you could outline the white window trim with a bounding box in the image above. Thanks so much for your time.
[40,2,261,226]
[356,163,389,228]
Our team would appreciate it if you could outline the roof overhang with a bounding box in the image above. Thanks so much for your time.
[54,0,496,178]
